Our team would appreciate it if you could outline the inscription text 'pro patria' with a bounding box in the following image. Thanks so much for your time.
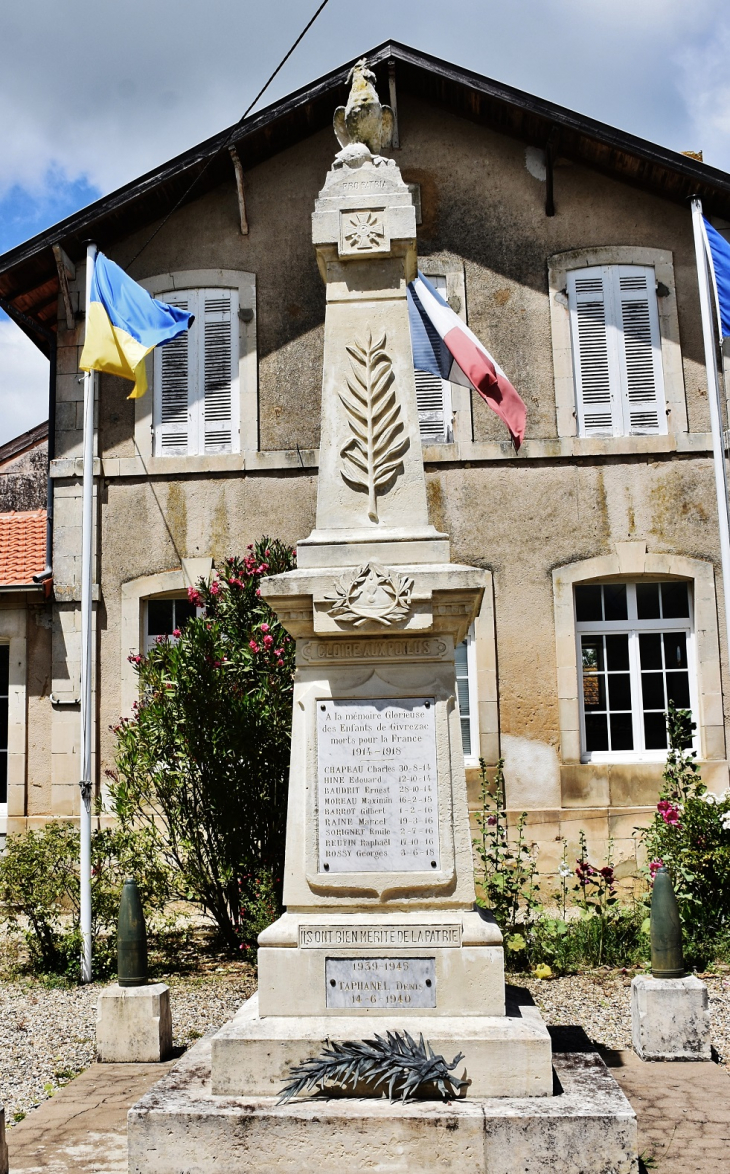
[317,697,439,873]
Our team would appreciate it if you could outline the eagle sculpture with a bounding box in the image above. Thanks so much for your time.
[334,59,395,155]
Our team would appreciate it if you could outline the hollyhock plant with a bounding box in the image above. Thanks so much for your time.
[657,800,681,827]
[109,537,296,953]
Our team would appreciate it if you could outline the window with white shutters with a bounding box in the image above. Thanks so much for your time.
[455,626,480,764]
[153,288,239,456]
[567,265,666,438]
[414,274,454,444]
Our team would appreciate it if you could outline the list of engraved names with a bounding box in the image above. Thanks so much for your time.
[317,698,439,873]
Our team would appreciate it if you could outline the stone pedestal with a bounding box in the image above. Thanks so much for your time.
[631,975,711,1061]
[97,982,172,1062]
[0,1103,7,1174]
[127,1038,639,1174]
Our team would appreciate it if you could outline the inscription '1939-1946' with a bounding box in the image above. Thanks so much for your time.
[325,957,436,1009]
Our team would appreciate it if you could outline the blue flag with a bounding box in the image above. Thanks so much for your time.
[704,218,730,339]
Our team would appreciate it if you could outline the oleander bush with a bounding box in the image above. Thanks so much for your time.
[108,538,296,954]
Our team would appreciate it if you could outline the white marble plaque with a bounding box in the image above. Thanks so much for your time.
[317,698,440,873]
[325,957,436,1008]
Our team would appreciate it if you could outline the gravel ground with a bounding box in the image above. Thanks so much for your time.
[520,969,730,1064]
[0,966,256,1124]
[2,966,728,1125]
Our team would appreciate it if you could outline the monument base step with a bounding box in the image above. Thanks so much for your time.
[128,1037,638,1174]
[210,992,553,1098]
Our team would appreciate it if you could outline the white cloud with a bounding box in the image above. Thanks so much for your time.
[678,25,730,169]
[0,321,49,446]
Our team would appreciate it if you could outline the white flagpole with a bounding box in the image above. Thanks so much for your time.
[691,199,730,674]
[79,242,97,983]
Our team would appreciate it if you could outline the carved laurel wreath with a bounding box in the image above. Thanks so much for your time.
[339,332,409,523]
[326,561,413,627]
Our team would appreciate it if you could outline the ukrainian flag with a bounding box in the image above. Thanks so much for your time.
[79,253,194,398]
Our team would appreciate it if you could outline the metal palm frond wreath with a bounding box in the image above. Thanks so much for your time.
[277,1031,469,1105]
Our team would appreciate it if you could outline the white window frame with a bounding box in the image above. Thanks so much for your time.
[567,264,667,438]
[133,270,257,468]
[143,595,201,653]
[576,580,698,764]
[153,287,240,457]
[456,625,481,767]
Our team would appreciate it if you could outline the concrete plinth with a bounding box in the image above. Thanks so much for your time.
[631,975,711,1061]
[211,992,553,1099]
[128,1037,638,1174]
[0,1103,7,1174]
[97,983,172,1063]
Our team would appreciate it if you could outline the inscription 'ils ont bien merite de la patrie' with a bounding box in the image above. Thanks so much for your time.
[317,698,439,873]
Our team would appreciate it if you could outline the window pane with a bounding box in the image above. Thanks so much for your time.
[147,600,174,636]
[461,717,472,757]
[603,583,628,621]
[605,634,629,671]
[661,581,689,619]
[0,646,8,696]
[610,711,634,750]
[174,600,197,629]
[663,632,687,670]
[0,702,7,749]
[576,585,603,622]
[608,673,632,710]
[644,711,667,750]
[581,638,604,672]
[666,672,690,708]
[639,633,662,670]
[0,751,6,805]
[641,672,665,710]
[585,713,609,752]
[636,583,660,619]
[456,676,470,714]
[583,671,605,710]
[454,640,468,673]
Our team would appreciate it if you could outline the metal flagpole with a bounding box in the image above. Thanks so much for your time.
[79,242,97,983]
[691,199,730,669]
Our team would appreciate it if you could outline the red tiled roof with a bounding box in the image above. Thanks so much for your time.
[0,510,46,586]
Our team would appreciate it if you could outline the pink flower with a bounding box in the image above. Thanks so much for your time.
[256,589,261,597]
[274,648,283,657]
[263,634,274,648]
[260,623,270,633]
[249,640,259,653]
[657,800,681,826]
[209,581,221,596]
[187,587,203,607]
[486,815,497,826]
[277,658,284,667]
[649,859,664,880]
[172,628,181,638]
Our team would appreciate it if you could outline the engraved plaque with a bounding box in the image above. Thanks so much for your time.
[300,924,461,948]
[317,698,439,873]
[325,957,436,1008]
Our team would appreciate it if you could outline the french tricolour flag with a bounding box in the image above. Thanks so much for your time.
[408,272,527,449]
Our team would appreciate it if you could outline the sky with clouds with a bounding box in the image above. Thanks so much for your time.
[1,0,729,445]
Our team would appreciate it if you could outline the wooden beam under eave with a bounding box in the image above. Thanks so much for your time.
[52,245,76,331]
[228,146,249,235]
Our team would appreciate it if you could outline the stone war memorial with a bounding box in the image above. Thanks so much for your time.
[128,62,639,1174]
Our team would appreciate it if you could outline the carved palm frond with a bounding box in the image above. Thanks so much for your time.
[278,1030,468,1105]
[339,332,409,523]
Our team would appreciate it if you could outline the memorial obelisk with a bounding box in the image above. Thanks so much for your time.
[210,60,552,1098]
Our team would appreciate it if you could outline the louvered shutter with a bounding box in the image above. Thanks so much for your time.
[615,266,665,435]
[201,289,238,454]
[415,370,452,443]
[155,293,193,455]
[568,269,618,436]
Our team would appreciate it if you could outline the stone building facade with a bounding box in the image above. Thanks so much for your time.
[1,43,730,880]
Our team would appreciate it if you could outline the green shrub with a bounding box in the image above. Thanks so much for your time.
[109,539,296,953]
[0,820,172,979]
[639,702,730,965]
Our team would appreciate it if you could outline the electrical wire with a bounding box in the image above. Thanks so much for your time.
[126,0,334,270]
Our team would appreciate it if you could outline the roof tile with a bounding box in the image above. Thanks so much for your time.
[0,510,47,586]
